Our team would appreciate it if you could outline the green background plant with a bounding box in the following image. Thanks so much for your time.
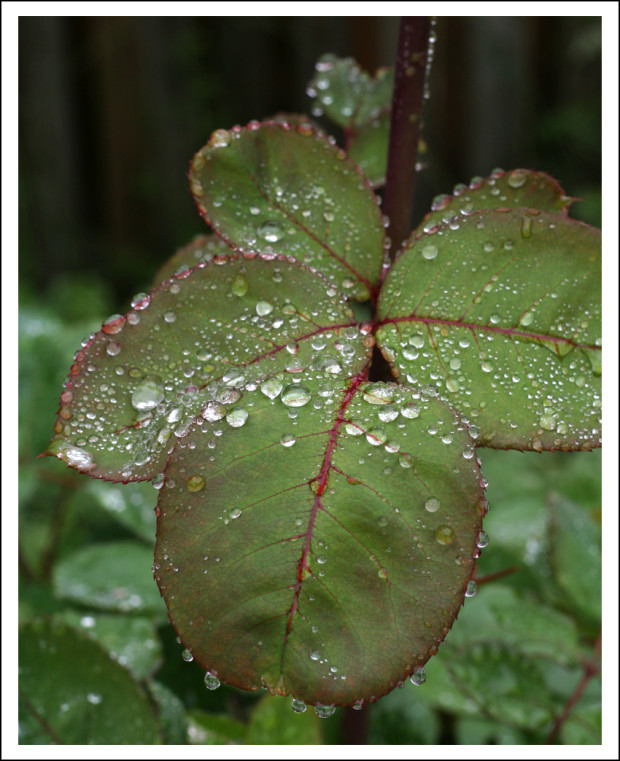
[17,16,603,745]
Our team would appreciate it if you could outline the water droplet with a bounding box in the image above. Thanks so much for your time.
[131,378,165,411]
[131,292,151,310]
[204,671,221,690]
[378,405,399,423]
[102,314,126,335]
[519,311,534,327]
[366,427,387,446]
[378,516,388,527]
[435,525,455,545]
[226,407,248,428]
[230,507,242,519]
[182,648,194,662]
[187,475,205,492]
[400,403,420,419]
[425,497,440,513]
[256,300,274,316]
[345,420,364,436]
[280,433,296,447]
[363,384,394,405]
[152,473,165,490]
[507,169,528,188]
[476,531,489,548]
[164,311,177,323]
[231,274,248,297]
[310,650,321,661]
[260,377,284,399]
[106,341,121,356]
[202,401,226,421]
[521,215,532,238]
[292,698,307,713]
[421,243,438,260]
[465,579,478,597]
[431,194,451,211]
[281,384,311,407]
[258,221,284,243]
[314,703,336,719]
[480,360,494,373]
[410,667,426,686]
[86,692,103,705]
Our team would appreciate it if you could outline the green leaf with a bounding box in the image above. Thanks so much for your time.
[548,493,601,624]
[56,610,163,679]
[83,480,157,543]
[45,255,363,480]
[245,694,322,744]
[52,541,165,615]
[416,169,574,235]
[189,122,385,300]
[347,110,391,187]
[19,619,162,744]
[186,711,245,745]
[377,209,601,451]
[155,378,484,706]
[150,233,235,287]
[307,54,393,131]
[146,680,188,745]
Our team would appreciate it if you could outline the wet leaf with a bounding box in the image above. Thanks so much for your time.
[151,233,234,287]
[45,256,363,481]
[548,493,601,625]
[57,610,163,679]
[377,209,601,451]
[83,480,157,543]
[187,711,245,745]
[155,379,483,706]
[347,110,391,187]
[245,694,323,744]
[53,541,166,615]
[307,54,393,130]
[416,169,574,237]
[190,122,385,300]
[19,619,162,744]
[146,680,188,744]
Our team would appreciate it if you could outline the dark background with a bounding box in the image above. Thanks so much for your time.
[19,16,602,310]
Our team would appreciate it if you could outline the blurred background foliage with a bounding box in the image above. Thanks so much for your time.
[18,16,601,745]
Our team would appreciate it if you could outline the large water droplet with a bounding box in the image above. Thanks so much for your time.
[204,671,221,690]
[280,433,296,447]
[181,648,194,662]
[102,314,126,335]
[410,667,426,686]
[378,405,399,423]
[260,377,284,399]
[131,378,165,411]
[231,274,248,297]
[421,244,438,260]
[314,703,336,719]
[425,497,440,513]
[186,475,205,492]
[507,169,528,188]
[476,531,489,548]
[256,300,274,316]
[281,384,311,407]
[131,292,151,310]
[435,525,455,545]
[465,579,478,597]
[258,221,285,243]
[366,427,387,446]
[291,698,307,713]
[202,401,226,421]
[226,407,248,428]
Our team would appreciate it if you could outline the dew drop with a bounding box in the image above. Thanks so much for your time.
[366,427,387,446]
[281,384,311,407]
[231,274,248,297]
[310,650,321,661]
[291,698,307,713]
[507,169,528,188]
[256,300,274,316]
[345,420,364,436]
[280,433,297,447]
[102,314,126,335]
[226,407,248,428]
[131,292,151,310]
[164,311,177,323]
[410,667,426,686]
[204,671,221,690]
[201,401,226,421]
[106,341,121,357]
[465,579,478,597]
[314,703,336,719]
[421,244,438,260]
[435,525,455,545]
[519,311,534,327]
[186,475,205,492]
[181,648,194,662]
[425,497,440,513]
[476,530,489,548]
[258,221,284,243]
[131,378,165,411]
[260,377,284,399]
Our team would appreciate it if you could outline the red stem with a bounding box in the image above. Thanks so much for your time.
[545,631,602,744]
[382,17,431,263]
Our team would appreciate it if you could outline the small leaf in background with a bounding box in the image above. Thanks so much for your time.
[190,122,385,300]
[83,480,157,544]
[146,680,188,745]
[57,611,163,679]
[347,110,391,187]
[186,711,246,745]
[19,619,162,744]
[377,208,601,451]
[367,687,439,744]
[52,541,166,616]
[415,169,574,237]
[245,694,323,745]
[156,380,484,706]
[548,493,601,625]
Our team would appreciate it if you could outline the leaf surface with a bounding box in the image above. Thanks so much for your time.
[415,169,574,237]
[19,619,162,744]
[155,379,484,706]
[45,255,362,480]
[190,122,385,300]
[377,209,601,450]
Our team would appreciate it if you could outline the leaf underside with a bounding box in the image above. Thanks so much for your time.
[45,119,601,709]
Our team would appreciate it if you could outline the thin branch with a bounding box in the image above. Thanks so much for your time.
[545,631,602,744]
[474,565,520,587]
[382,17,431,263]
